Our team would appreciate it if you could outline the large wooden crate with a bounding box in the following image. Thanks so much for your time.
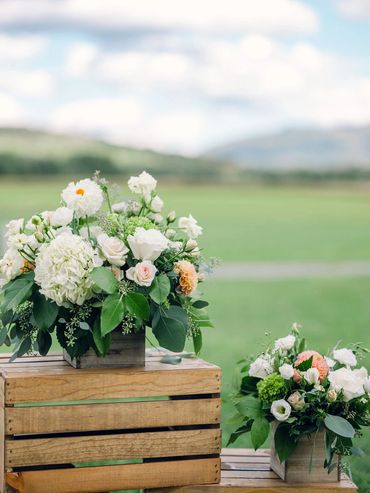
[0,353,221,493]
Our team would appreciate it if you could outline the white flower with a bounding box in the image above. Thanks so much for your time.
[112,201,128,213]
[288,391,305,411]
[97,234,129,267]
[5,218,24,239]
[249,355,274,379]
[61,178,104,218]
[178,214,203,239]
[325,356,336,368]
[111,266,124,281]
[271,399,292,421]
[304,367,320,386]
[327,389,337,403]
[34,233,99,306]
[333,348,357,367]
[165,228,176,239]
[274,335,296,352]
[126,260,157,287]
[7,233,33,251]
[364,377,370,394]
[79,225,104,241]
[169,241,183,251]
[353,367,368,381]
[128,227,169,261]
[128,171,157,201]
[167,210,176,222]
[151,195,164,213]
[149,212,164,223]
[279,363,294,380]
[186,239,198,252]
[0,248,24,282]
[328,367,365,402]
[50,207,73,227]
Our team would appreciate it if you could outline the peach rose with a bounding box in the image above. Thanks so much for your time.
[126,260,157,287]
[174,260,198,295]
[294,350,329,382]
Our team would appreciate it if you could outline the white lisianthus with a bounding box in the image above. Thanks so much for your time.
[97,234,129,267]
[271,399,292,421]
[274,335,295,353]
[328,367,365,402]
[126,260,157,287]
[333,348,357,367]
[249,355,274,379]
[5,218,24,239]
[279,363,294,380]
[128,228,169,261]
[128,171,157,201]
[0,248,24,282]
[61,178,104,218]
[151,195,164,213]
[50,207,74,227]
[34,233,99,306]
[304,367,321,386]
[288,391,305,411]
[178,214,203,239]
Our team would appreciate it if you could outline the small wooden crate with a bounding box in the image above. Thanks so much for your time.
[147,449,358,493]
[0,353,221,493]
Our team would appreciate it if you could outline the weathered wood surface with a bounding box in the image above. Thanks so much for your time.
[146,449,358,493]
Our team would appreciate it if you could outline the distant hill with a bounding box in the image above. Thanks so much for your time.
[207,126,370,170]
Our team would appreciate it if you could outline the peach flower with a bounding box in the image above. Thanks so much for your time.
[294,350,329,382]
[174,260,198,295]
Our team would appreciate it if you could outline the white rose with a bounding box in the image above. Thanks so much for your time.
[5,218,24,238]
[128,228,169,261]
[332,348,357,367]
[249,355,273,379]
[288,391,305,411]
[126,260,157,287]
[279,363,294,380]
[151,195,164,213]
[128,171,157,201]
[178,214,203,239]
[328,367,365,402]
[97,234,129,267]
[61,178,104,218]
[0,248,24,282]
[271,399,292,421]
[50,207,74,227]
[304,367,320,386]
[274,335,296,352]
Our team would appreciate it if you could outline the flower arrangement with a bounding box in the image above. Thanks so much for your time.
[229,325,370,473]
[0,171,213,361]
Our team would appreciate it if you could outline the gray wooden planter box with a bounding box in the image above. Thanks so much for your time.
[63,330,146,369]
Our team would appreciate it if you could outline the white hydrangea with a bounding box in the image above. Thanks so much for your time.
[61,178,104,218]
[34,233,100,306]
[0,248,24,283]
[128,171,157,202]
[178,214,203,239]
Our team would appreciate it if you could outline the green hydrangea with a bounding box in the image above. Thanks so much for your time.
[257,373,287,404]
[124,216,156,238]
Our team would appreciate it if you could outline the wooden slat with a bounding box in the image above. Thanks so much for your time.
[6,457,220,493]
[6,428,221,467]
[0,375,5,492]
[5,397,221,434]
[221,449,270,458]
[3,360,221,404]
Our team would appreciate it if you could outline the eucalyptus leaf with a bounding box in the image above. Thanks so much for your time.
[149,274,171,304]
[101,293,125,336]
[251,417,270,450]
[324,414,356,438]
[274,423,297,463]
[90,267,118,294]
[93,318,111,356]
[235,396,263,420]
[17,336,32,358]
[125,292,149,320]
[152,315,186,352]
[192,329,202,355]
[160,355,182,365]
[37,331,52,356]
[2,275,34,311]
[32,291,59,331]
[0,326,7,345]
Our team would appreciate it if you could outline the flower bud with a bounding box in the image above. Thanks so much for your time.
[31,215,42,226]
[327,389,337,403]
[185,239,198,252]
[191,247,201,258]
[34,231,44,243]
[167,210,176,223]
[165,228,176,239]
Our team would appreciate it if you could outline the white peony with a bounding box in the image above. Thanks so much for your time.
[126,260,157,287]
[249,355,274,379]
[279,363,294,380]
[178,214,203,239]
[128,228,169,261]
[50,207,74,227]
[274,335,295,352]
[333,348,357,367]
[34,232,99,306]
[328,367,365,402]
[151,195,164,213]
[5,218,24,239]
[304,367,320,386]
[0,248,24,283]
[97,234,129,267]
[271,399,292,421]
[128,171,157,202]
[61,178,104,218]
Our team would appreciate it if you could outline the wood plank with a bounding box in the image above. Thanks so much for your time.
[6,457,220,493]
[6,428,221,467]
[222,449,270,457]
[0,376,5,492]
[6,397,221,434]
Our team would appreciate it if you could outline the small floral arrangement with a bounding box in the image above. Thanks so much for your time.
[0,171,213,360]
[229,325,370,472]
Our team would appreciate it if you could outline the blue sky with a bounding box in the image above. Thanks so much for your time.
[0,0,370,155]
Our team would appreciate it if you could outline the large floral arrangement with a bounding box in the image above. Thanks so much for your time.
[229,325,370,472]
[0,171,212,360]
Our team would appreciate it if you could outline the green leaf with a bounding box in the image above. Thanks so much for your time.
[90,267,118,294]
[37,331,52,356]
[235,396,263,420]
[227,422,252,446]
[164,306,189,327]
[2,275,34,311]
[0,326,8,345]
[152,315,186,352]
[101,293,125,336]
[32,291,59,331]
[324,414,356,438]
[160,355,182,365]
[274,423,297,463]
[17,336,32,357]
[251,417,270,450]
[192,330,202,355]
[125,292,149,320]
[92,318,111,356]
[295,355,313,371]
[188,306,213,328]
[149,274,171,304]
[240,376,260,395]
[192,300,209,309]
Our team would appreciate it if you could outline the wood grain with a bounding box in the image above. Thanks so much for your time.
[5,397,221,434]
[0,376,5,493]
[6,428,221,467]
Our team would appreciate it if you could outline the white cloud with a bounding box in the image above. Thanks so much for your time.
[336,0,370,20]
[0,34,46,61]
[0,70,53,97]
[0,0,319,35]
[0,93,24,125]
[64,42,98,77]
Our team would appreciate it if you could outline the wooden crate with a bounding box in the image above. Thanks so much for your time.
[0,353,221,493]
[147,449,358,493]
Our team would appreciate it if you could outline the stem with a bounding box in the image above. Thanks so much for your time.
[105,189,113,213]
[86,217,92,243]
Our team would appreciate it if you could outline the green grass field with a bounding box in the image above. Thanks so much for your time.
[0,179,370,490]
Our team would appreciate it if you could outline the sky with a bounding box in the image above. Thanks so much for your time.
[0,0,370,155]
